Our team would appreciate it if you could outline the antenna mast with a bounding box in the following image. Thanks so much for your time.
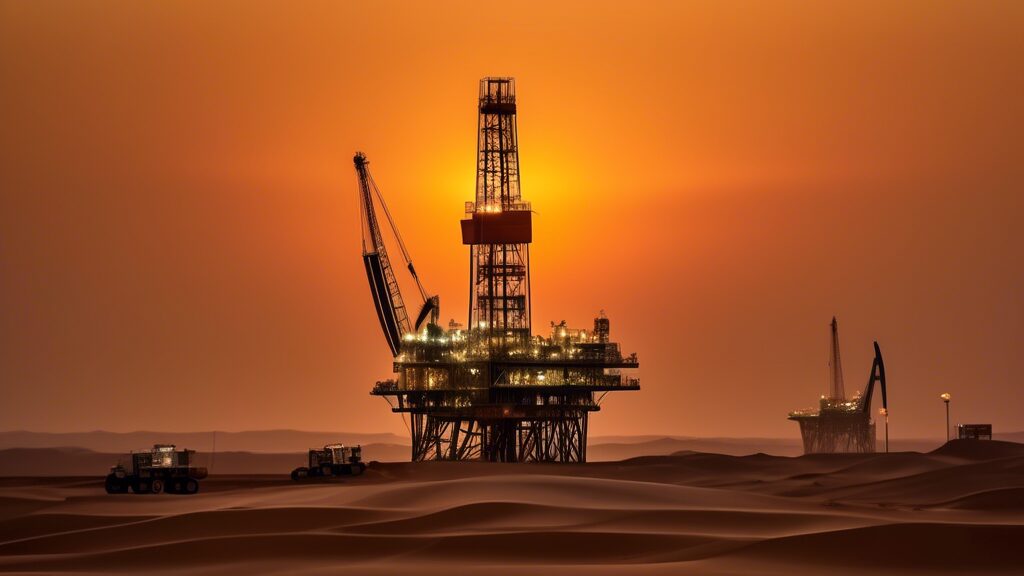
[828,316,846,400]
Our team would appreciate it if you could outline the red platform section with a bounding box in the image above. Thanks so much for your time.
[461,211,532,245]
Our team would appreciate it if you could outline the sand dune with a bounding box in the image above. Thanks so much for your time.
[716,522,1024,573]
[937,486,1024,511]
[932,437,1024,460]
[0,440,1022,574]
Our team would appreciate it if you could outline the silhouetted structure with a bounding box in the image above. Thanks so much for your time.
[788,318,888,454]
[104,444,207,495]
[957,424,992,440]
[359,78,639,462]
[291,444,365,480]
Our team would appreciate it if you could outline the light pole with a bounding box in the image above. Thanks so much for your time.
[940,393,951,443]
[879,407,889,453]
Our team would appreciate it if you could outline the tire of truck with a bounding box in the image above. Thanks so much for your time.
[151,479,164,494]
[291,467,309,481]
[184,479,199,494]
[319,464,333,477]
[105,475,126,494]
[352,463,366,476]
[165,479,180,494]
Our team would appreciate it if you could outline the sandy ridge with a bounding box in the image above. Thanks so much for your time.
[0,440,1022,574]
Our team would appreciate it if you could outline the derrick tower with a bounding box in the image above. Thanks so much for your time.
[788,318,889,454]
[827,316,845,401]
[466,78,532,343]
[364,78,640,462]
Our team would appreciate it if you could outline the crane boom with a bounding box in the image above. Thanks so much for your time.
[354,152,439,356]
[356,152,411,356]
[858,341,887,414]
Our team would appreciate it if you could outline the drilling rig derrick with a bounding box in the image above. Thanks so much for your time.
[361,78,640,462]
[788,318,889,454]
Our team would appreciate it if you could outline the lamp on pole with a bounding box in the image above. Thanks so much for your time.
[879,407,889,453]
[940,393,951,443]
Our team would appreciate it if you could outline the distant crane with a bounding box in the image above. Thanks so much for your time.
[355,152,438,356]
[859,341,888,420]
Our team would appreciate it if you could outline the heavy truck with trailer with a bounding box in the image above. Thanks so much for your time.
[291,444,365,480]
[105,444,208,494]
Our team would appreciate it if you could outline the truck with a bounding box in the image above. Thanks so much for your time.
[291,444,366,480]
[105,444,208,494]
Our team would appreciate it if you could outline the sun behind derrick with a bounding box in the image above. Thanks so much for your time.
[356,78,640,462]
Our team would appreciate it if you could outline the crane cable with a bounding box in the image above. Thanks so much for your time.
[367,171,430,303]
[383,396,412,436]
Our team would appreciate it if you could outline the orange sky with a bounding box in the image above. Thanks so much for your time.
[1,1,1022,439]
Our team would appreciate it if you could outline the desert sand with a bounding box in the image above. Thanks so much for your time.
[1,439,1022,575]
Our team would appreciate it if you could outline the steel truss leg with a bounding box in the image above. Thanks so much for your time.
[412,414,590,462]
[797,418,877,455]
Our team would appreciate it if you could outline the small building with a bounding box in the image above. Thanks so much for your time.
[957,424,992,440]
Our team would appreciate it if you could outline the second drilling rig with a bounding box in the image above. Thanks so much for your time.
[356,78,640,463]
[788,318,889,454]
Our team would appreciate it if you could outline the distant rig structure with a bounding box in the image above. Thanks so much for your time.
[788,317,889,454]
[356,77,640,462]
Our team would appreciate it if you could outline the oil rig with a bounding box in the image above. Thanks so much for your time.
[788,318,889,453]
[356,78,640,462]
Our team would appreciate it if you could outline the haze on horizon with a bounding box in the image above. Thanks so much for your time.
[1,1,1021,440]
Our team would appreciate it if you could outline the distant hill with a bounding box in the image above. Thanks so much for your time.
[0,431,809,460]
[0,444,411,476]
[588,436,804,458]
[0,430,408,454]
[586,435,958,458]
[3,430,1019,475]
[996,431,1024,444]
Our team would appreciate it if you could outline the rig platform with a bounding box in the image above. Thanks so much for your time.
[358,78,640,462]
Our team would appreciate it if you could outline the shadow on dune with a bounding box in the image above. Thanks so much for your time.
[1,439,1023,574]
[727,522,1024,570]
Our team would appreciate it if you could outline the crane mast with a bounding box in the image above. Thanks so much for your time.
[828,316,845,400]
[356,152,411,356]
[355,151,439,356]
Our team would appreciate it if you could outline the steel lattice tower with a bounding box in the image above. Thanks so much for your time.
[466,78,532,343]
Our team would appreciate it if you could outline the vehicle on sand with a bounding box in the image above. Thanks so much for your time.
[292,444,366,480]
[105,444,208,495]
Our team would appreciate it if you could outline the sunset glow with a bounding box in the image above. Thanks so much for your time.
[1,1,1021,439]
